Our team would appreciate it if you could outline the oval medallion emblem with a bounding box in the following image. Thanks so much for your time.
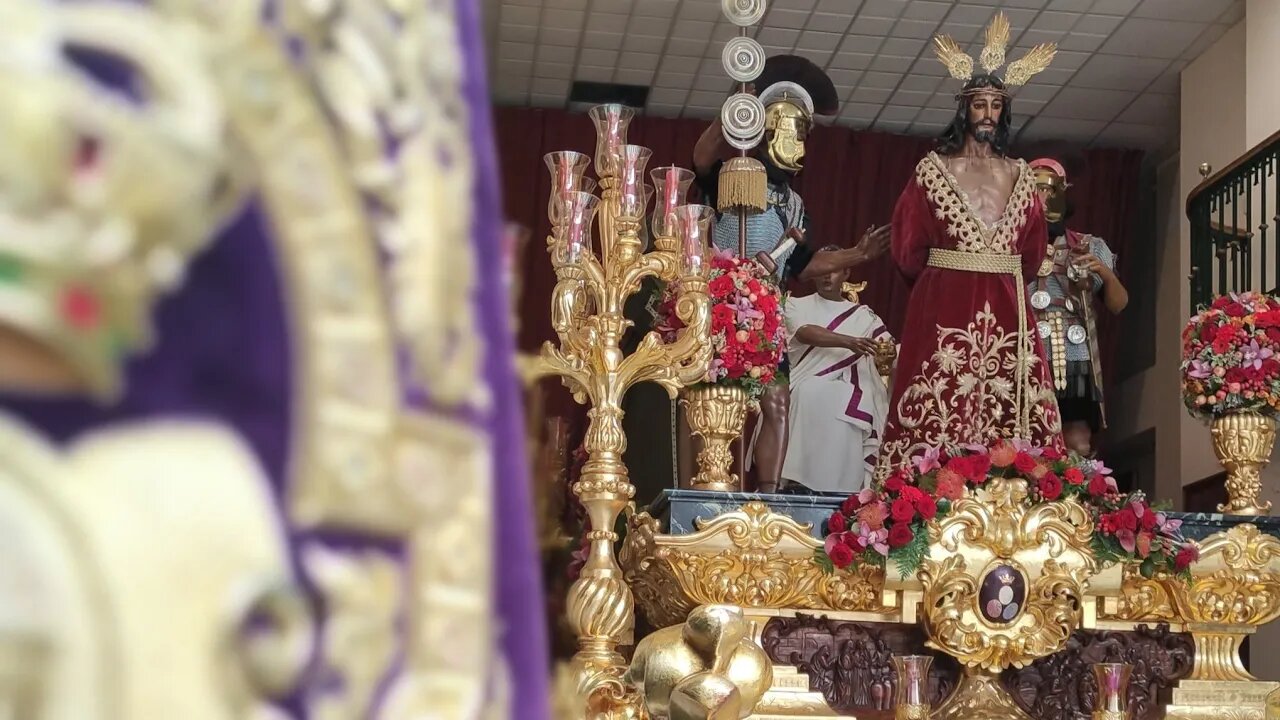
[979,565,1026,624]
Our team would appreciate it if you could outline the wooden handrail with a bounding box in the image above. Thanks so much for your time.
[1186,125,1280,218]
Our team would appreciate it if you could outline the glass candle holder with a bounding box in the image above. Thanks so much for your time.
[558,190,600,266]
[615,144,652,218]
[650,166,695,240]
[673,204,715,279]
[544,151,593,225]
[502,221,531,292]
[587,103,635,178]
[892,655,932,720]
[1091,663,1131,719]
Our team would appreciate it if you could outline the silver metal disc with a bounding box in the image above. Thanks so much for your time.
[1067,325,1087,344]
[722,36,765,82]
[723,127,764,151]
[722,0,766,26]
[1037,321,1052,339]
[1030,290,1050,310]
[721,92,766,141]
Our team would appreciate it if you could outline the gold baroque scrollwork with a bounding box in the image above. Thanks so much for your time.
[1104,564,1179,623]
[620,502,890,628]
[911,480,1097,673]
[1174,524,1280,627]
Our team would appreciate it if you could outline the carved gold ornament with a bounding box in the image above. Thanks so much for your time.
[879,479,1105,720]
[918,479,1097,670]
[1210,412,1276,516]
[625,605,773,720]
[620,503,889,629]
[682,385,751,491]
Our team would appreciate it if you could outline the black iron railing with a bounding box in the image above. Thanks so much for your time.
[1187,129,1280,312]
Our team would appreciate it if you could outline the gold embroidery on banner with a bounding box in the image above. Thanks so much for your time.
[916,152,1035,255]
[171,1,498,715]
[878,303,1060,476]
[281,0,485,412]
[303,544,402,719]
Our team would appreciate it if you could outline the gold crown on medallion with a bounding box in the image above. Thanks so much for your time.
[0,0,232,400]
[933,12,1057,92]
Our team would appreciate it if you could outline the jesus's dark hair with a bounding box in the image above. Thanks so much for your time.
[936,74,1013,156]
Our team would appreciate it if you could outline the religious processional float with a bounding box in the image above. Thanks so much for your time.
[535,6,1280,720]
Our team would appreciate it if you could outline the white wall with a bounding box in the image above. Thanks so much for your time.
[1246,0,1280,146]
[1178,21,1248,487]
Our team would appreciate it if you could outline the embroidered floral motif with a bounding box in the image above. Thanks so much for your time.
[875,303,1061,478]
[915,152,1035,255]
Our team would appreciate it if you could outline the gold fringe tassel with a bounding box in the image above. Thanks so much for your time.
[717,156,767,214]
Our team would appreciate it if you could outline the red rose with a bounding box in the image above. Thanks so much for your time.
[1175,544,1200,570]
[1041,446,1062,462]
[890,498,916,523]
[1212,295,1232,310]
[883,474,905,493]
[917,495,938,520]
[963,454,992,482]
[1257,310,1280,328]
[1038,472,1063,500]
[708,275,735,298]
[888,523,914,548]
[1088,475,1110,497]
[1115,508,1138,532]
[1226,367,1248,384]
[1064,467,1085,485]
[827,511,847,534]
[1267,327,1280,345]
[827,541,855,568]
[899,485,927,505]
[841,495,863,515]
[1139,508,1159,531]
[1224,301,1248,317]
[1013,452,1038,475]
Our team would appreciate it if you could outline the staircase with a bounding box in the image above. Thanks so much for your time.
[1187,128,1280,311]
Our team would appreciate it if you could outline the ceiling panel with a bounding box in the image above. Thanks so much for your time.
[485,0,1244,154]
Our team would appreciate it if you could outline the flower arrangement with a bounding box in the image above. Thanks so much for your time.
[1181,291,1280,421]
[650,249,786,400]
[816,441,1199,580]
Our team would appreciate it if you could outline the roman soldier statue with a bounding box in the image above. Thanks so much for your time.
[1027,157,1129,456]
[689,55,887,491]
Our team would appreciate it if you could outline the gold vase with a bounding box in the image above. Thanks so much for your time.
[682,385,750,492]
[1211,411,1277,515]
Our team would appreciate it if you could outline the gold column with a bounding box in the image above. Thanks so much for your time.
[1165,524,1280,719]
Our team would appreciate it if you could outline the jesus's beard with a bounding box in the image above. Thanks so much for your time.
[972,125,996,144]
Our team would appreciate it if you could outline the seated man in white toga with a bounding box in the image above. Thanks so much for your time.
[781,246,894,493]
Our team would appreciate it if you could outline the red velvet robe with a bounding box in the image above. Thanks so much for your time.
[876,152,1064,478]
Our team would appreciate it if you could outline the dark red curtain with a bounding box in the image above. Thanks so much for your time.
[494,107,1143,430]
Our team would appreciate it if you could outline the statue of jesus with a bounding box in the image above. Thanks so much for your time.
[874,15,1066,478]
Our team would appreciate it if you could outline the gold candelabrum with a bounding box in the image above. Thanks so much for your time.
[537,104,715,704]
